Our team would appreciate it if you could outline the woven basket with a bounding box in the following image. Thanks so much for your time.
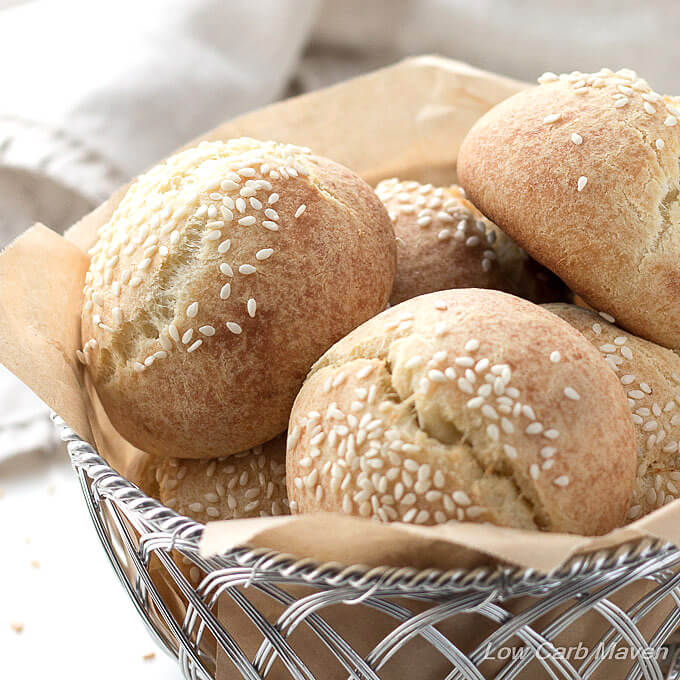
[54,413,680,680]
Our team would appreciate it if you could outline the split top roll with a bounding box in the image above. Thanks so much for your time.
[80,138,396,459]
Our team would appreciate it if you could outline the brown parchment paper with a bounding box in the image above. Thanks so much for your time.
[0,52,678,579]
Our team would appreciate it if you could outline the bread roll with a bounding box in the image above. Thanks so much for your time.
[155,435,288,522]
[546,303,680,520]
[80,139,396,459]
[375,179,567,305]
[286,289,635,535]
[458,68,680,348]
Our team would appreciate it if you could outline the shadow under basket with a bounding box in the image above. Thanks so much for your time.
[54,413,680,680]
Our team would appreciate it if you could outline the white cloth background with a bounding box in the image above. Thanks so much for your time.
[1,2,678,677]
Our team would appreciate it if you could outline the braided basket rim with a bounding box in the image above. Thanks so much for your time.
[53,412,679,595]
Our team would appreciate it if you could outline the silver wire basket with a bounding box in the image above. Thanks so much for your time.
[54,413,680,680]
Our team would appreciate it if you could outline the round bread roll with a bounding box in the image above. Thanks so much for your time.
[546,303,680,521]
[80,138,396,459]
[286,289,636,535]
[156,435,288,522]
[457,68,680,348]
[375,179,567,305]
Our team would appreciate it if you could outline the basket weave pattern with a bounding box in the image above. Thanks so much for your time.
[54,414,680,680]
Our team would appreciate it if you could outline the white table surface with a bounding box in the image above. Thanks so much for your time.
[1,440,180,679]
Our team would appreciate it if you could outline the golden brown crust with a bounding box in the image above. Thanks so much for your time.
[80,139,396,459]
[458,68,680,348]
[376,179,567,305]
[546,303,680,520]
[286,289,636,535]
[155,435,288,522]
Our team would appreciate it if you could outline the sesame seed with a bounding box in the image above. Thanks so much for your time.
[356,366,373,379]
[577,176,588,192]
[187,302,199,318]
[570,133,583,145]
[428,369,446,383]
[599,311,615,323]
[530,464,540,480]
[220,283,231,300]
[238,216,256,226]
[564,387,580,401]
[504,444,518,459]
[553,476,570,487]
[665,116,677,127]
[295,204,307,218]
[458,378,474,394]
[482,404,498,420]
[182,329,193,344]
[262,220,279,231]
[220,263,234,276]
[187,339,202,353]
[643,102,656,114]
[464,339,480,352]
[218,240,231,253]
[467,396,484,409]
[619,346,633,360]
[239,264,256,275]
[168,323,180,342]
[205,229,221,241]
[247,298,257,317]
[526,422,543,435]
[656,139,665,150]
[226,322,242,334]
[537,72,558,84]
[544,113,561,124]
[613,97,628,108]
[199,325,215,336]
[256,248,274,260]
[544,429,559,440]
[550,351,561,363]
[453,490,471,505]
